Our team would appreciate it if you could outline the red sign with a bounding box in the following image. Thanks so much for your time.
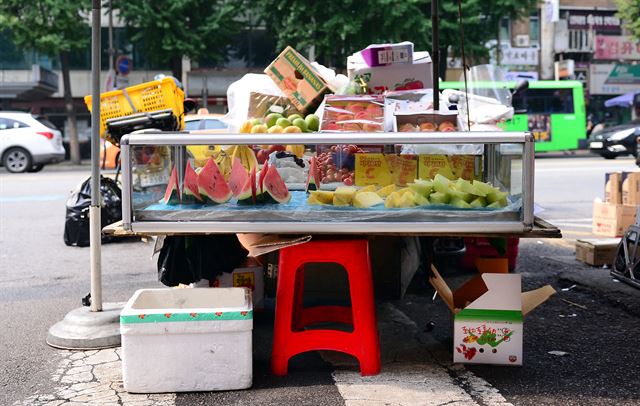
[595,36,640,60]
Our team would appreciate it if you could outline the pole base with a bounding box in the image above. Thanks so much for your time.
[47,302,123,350]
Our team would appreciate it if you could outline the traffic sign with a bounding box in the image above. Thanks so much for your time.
[116,56,132,76]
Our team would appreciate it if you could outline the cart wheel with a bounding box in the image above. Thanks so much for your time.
[612,228,640,284]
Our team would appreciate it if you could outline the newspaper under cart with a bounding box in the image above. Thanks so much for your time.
[120,288,253,393]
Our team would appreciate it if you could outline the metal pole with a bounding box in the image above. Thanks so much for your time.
[432,0,439,111]
[90,0,103,312]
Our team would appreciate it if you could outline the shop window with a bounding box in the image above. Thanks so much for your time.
[499,17,511,43]
[513,89,574,115]
[529,13,540,45]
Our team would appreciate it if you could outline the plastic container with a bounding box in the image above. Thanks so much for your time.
[84,77,185,140]
[120,288,253,393]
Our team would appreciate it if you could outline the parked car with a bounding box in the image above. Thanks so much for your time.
[588,121,640,159]
[184,112,229,167]
[0,111,65,173]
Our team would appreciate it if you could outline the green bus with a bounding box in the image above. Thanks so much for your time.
[440,80,586,152]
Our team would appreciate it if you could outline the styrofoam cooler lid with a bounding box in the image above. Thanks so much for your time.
[120,288,252,324]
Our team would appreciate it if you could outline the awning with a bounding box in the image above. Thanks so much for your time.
[604,90,640,108]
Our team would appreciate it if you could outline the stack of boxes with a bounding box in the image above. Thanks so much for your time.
[592,171,640,237]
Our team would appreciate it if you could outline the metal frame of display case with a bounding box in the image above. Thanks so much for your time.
[120,131,535,235]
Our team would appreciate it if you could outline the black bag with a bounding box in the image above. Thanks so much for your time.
[63,176,122,247]
[158,235,248,287]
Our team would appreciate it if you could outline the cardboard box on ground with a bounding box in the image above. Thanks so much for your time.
[595,171,640,237]
[429,258,556,366]
[575,238,620,266]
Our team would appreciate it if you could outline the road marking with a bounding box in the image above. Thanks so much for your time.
[325,303,512,406]
[0,194,67,203]
[18,348,175,405]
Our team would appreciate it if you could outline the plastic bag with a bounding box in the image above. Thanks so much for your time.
[63,176,122,247]
[224,73,298,132]
[157,235,249,287]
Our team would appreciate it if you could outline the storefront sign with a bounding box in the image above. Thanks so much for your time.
[567,10,621,34]
[590,64,640,95]
[500,47,539,66]
[594,36,640,60]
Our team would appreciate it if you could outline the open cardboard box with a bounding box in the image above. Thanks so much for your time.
[429,259,556,365]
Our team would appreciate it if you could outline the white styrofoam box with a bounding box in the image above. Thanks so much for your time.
[120,288,253,393]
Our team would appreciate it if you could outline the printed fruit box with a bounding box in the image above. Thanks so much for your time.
[265,46,334,115]
[395,110,461,132]
[429,260,555,366]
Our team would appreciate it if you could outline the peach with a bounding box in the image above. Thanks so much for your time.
[399,123,417,132]
[419,122,437,132]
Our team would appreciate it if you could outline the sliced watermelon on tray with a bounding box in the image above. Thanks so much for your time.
[263,164,291,204]
[197,157,232,204]
[162,165,181,205]
[183,161,203,203]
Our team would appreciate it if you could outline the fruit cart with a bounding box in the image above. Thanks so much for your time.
[115,130,559,238]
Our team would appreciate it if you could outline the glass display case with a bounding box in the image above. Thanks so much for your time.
[120,131,535,234]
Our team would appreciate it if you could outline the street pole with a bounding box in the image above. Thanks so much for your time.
[432,0,440,111]
[108,0,114,73]
[90,0,103,312]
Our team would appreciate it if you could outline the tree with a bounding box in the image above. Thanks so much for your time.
[616,0,640,40]
[0,0,91,165]
[112,0,243,79]
[252,0,538,77]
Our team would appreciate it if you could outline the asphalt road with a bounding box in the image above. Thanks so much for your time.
[0,155,639,405]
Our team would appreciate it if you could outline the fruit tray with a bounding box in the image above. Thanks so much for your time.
[120,131,534,235]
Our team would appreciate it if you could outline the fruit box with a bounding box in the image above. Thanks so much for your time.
[347,49,433,94]
[592,200,637,237]
[429,260,556,366]
[622,171,640,206]
[320,95,385,132]
[575,238,620,266]
[193,267,265,310]
[605,172,622,204]
[394,110,462,133]
[265,46,334,115]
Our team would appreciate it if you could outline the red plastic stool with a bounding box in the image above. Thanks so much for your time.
[271,239,381,376]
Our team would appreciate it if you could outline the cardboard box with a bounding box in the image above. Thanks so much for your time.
[347,51,432,94]
[394,110,461,133]
[575,238,620,266]
[429,260,555,365]
[592,200,637,237]
[265,46,334,114]
[622,171,640,206]
[247,91,301,119]
[605,172,622,204]
[418,154,479,181]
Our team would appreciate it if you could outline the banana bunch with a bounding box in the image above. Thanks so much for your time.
[224,145,258,173]
[214,150,232,181]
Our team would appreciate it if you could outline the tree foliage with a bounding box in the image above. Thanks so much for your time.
[616,0,640,40]
[112,0,243,77]
[0,0,90,56]
[253,0,538,70]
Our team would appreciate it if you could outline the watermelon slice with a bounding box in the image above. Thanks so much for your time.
[162,165,181,204]
[263,164,291,204]
[305,156,319,192]
[183,161,203,203]
[250,166,257,204]
[258,161,269,194]
[228,157,252,200]
[197,158,232,204]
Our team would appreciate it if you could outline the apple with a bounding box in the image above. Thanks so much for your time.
[287,114,303,122]
[276,118,292,128]
[305,114,320,132]
[265,113,283,128]
[256,149,269,164]
[283,125,302,133]
[292,118,308,132]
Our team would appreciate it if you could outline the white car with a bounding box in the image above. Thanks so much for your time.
[0,111,65,173]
